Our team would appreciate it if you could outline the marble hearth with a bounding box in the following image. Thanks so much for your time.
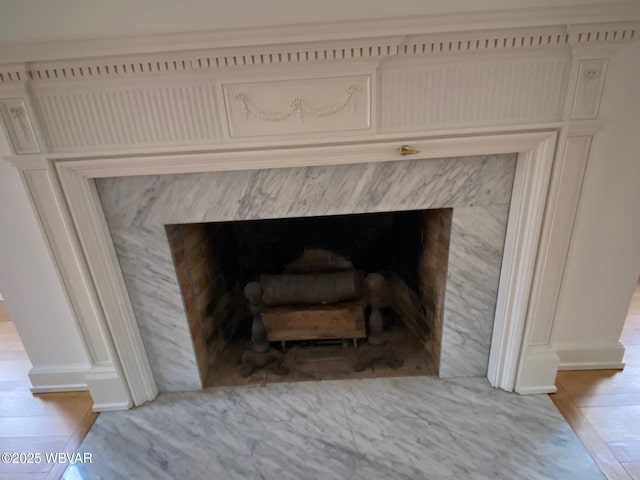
[96,152,516,392]
[68,377,602,479]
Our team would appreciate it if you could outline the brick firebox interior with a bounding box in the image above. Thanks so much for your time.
[166,209,452,386]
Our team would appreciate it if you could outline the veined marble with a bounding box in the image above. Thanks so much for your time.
[440,205,510,377]
[110,226,202,391]
[65,377,603,480]
[97,154,515,228]
[96,154,517,390]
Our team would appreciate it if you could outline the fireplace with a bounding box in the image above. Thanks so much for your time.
[94,152,515,392]
[163,209,452,386]
[3,8,629,409]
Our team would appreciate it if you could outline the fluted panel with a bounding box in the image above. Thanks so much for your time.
[34,82,223,152]
[380,57,570,130]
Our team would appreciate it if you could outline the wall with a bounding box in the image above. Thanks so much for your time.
[0,130,90,387]
[0,0,622,43]
[553,41,640,367]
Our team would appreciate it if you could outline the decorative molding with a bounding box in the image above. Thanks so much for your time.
[567,21,640,46]
[566,119,605,136]
[0,64,27,85]
[56,164,157,406]
[571,58,608,120]
[2,38,399,84]
[20,167,112,364]
[223,75,371,138]
[11,162,136,408]
[401,26,570,56]
[514,347,559,394]
[234,84,358,123]
[379,56,571,131]
[86,366,133,412]
[0,98,40,154]
[0,4,638,64]
[0,121,565,161]
[8,54,580,152]
[487,132,557,391]
[0,22,635,85]
[33,81,223,152]
[28,363,90,393]
[527,134,592,346]
[4,153,49,170]
[557,341,626,370]
[0,21,627,151]
[58,131,555,178]
[56,130,558,399]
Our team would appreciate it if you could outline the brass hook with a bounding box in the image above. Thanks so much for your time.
[399,145,420,156]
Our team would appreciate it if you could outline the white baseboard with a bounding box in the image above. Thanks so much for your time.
[518,385,558,394]
[515,346,559,394]
[86,365,133,411]
[92,401,133,412]
[557,341,626,370]
[28,363,134,411]
[28,363,90,393]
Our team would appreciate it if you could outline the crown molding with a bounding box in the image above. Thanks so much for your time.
[0,3,639,65]
[0,22,636,87]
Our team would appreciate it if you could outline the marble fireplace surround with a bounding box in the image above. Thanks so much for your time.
[55,130,556,407]
[96,152,516,392]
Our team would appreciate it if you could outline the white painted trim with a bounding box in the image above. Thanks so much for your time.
[557,342,626,370]
[487,133,556,391]
[531,134,593,346]
[55,130,558,398]
[28,363,89,393]
[86,366,133,411]
[0,4,638,63]
[560,362,626,371]
[519,386,558,395]
[56,165,156,406]
[6,122,565,163]
[514,346,560,394]
[566,120,605,136]
[4,158,134,410]
[19,166,111,365]
[512,131,598,391]
[58,131,554,178]
[91,402,133,413]
[9,51,575,152]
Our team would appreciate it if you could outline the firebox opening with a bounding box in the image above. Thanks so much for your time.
[166,208,452,387]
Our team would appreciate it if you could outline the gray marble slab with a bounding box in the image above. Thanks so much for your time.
[440,204,510,377]
[96,154,516,390]
[64,377,603,480]
[110,225,202,391]
[97,154,515,228]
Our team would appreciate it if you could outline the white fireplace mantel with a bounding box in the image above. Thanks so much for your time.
[1,5,638,410]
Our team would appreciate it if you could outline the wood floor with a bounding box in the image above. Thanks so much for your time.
[552,280,640,480]
[0,302,97,480]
